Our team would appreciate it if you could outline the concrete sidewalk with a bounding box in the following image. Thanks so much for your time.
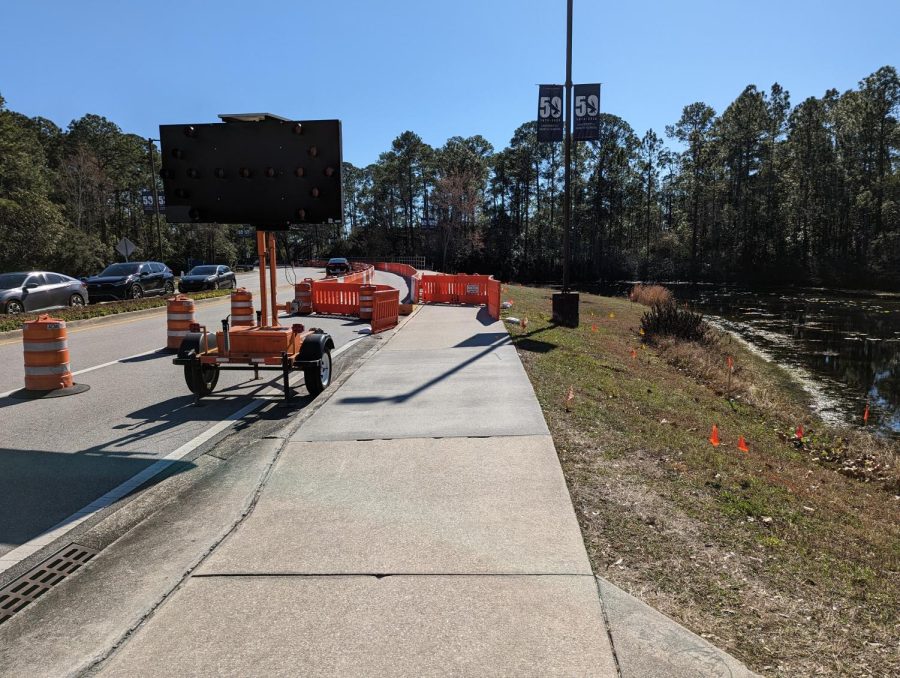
[97,305,756,677]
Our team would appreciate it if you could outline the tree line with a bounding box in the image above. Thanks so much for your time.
[1,65,897,288]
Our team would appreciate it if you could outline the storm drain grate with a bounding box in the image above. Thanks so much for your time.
[0,544,97,625]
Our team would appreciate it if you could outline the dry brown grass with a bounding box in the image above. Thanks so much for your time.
[629,283,674,307]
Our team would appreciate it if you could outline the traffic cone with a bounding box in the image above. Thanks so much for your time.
[709,425,721,447]
[737,436,749,453]
[795,424,804,440]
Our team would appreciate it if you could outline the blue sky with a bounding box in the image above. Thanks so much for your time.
[1,0,896,165]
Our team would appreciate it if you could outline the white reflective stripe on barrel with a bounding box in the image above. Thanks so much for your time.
[166,313,195,320]
[167,330,189,337]
[231,301,253,308]
[23,340,68,351]
[24,363,71,375]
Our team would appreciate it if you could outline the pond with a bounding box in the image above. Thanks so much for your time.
[602,283,900,438]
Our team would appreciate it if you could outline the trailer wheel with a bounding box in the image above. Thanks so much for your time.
[184,362,220,396]
[304,349,332,396]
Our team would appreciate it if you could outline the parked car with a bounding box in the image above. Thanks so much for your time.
[0,271,89,314]
[178,265,237,292]
[325,257,352,276]
[84,262,175,301]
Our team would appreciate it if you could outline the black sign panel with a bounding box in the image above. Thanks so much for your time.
[159,118,343,228]
[140,189,166,214]
[537,85,563,142]
[573,84,601,141]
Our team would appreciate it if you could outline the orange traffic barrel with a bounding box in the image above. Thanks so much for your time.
[22,315,73,391]
[231,288,255,326]
[167,295,196,350]
[294,280,313,315]
[359,284,376,321]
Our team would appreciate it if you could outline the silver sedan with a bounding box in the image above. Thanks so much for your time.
[0,271,90,314]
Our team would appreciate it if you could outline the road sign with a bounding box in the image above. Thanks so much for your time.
[573,83,601,141]
[537,85,563,142]
[116,237,137,260]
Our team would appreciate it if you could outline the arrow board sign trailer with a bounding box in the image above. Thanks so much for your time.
[158,116,343,230]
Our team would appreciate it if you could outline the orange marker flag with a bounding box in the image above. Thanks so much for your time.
[795,424,804,440]
[630,348,637,360]
[709,425,721,447]
[520,316,528,330]
[591,323,598,332]
[727,356,734,372]
[565,385,575,411]
[863,402,870,424]
[737,435,749,453]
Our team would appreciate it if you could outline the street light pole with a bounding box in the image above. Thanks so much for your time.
[147,138,164,262]
[551,0,580,327]
[563,0,573,294]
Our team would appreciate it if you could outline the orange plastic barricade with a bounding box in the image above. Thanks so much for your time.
[292,280,313,315]
[371,288,400,333]
[167,295,197,349]
[487,277,501,320]
[420,274,501,320]
[22,314,73,390]
[230,288,255,326]
[310,281,361,315]
[359,284,376,320]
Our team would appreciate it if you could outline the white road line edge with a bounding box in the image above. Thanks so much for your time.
[0,336,364,574]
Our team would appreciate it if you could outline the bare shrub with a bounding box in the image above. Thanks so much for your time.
[629,284,673,307]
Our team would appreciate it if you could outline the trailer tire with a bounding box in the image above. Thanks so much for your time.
[184,362,220,396]
[304,349,332,396]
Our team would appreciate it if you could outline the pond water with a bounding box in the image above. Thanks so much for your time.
[602,283,900,438]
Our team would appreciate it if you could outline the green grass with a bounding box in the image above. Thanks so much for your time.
[505,284,899,678]
[0,289,231,333]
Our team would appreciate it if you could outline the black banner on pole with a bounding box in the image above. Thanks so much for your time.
[573,83,601,141]
[537,85,564,142]
[141,189,166,214]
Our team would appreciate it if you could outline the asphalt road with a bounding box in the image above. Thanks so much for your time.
[0,267,408,563]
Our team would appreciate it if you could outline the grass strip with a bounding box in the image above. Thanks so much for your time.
[0,289,231,333]
[504,284,898,677]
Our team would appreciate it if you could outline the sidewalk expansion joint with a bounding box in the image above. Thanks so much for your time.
[189,572,598,579]
[593,575,624,677]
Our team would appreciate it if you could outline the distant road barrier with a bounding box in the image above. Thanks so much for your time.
[420,274,501,320]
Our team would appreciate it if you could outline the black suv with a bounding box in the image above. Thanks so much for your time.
[325,257,352,276]
[178,265,237,292]
[85,262,175,301]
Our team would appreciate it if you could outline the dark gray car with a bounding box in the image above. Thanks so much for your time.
[0,271,90,314]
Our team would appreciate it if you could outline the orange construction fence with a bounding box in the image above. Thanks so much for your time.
[372,288,400,333]
[420,274,501,320]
